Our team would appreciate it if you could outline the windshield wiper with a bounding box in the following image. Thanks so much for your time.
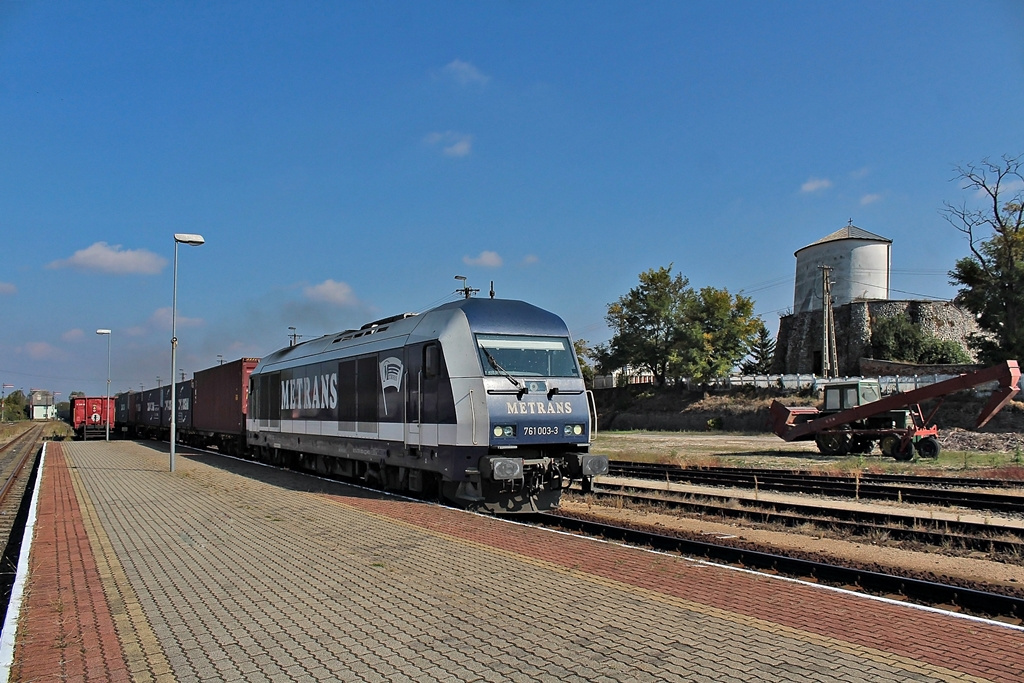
[482,349,524,393]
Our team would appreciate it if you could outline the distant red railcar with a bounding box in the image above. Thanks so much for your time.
[70,396,116,440]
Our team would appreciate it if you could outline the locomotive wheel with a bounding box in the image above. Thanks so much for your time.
[915,437,941,458]
[815,433,851,456]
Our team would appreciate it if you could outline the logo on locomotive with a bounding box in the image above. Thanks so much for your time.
[505,401,573,415]
[281,373,339,411]
[379,357,403,392]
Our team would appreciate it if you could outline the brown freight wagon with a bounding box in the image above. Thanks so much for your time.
[187,357,260,455]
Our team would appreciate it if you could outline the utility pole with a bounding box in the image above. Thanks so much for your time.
[454,275,478,299]
[819,265,839,378]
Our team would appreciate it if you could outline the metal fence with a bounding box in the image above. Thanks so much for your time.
[595,371,1017,394]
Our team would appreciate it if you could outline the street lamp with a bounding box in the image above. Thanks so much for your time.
[170,232,205,472]
[96,329,111,441]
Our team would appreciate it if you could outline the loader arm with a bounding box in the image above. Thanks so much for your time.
[771,361,1020,442]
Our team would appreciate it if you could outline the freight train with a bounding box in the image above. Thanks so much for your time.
[70,396,115,440]
[115,297,608,513]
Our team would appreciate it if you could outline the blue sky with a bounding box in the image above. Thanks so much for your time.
[2,1,1023,399]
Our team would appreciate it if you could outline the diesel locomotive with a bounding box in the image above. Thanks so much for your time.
[246,297,608,512]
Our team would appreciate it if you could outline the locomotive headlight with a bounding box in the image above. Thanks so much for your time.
[564,424,585,437]
[484,457,524,480]
[493,425,516,438]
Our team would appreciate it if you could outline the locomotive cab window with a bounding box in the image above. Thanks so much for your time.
[476,334,579,378]
[424,343,440,379]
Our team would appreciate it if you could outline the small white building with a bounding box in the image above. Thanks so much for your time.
[29,389,56,420]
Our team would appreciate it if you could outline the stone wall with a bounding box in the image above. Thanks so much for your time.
[772,299,979,375]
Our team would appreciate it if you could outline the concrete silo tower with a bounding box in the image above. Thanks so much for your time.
[793,223,891,314]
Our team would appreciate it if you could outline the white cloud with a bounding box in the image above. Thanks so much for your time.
[975,179,1024,198]
[850,167,870,179]
[860,193,882,206]
[47,241,167,274]
[441,59,490,86]
[150,306,203,330]
[304,279,358,307]
[424,131,473,157]
[61,329,84,342]
[521,254,539,266]
[800,177,833,193]
[463,251,503,267]
[22,341,64,361]
[0,282,15,295]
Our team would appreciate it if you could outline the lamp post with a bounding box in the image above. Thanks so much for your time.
[96,329,111,440]
[170,233,205,472]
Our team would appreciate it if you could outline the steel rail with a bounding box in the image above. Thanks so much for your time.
[589,484,1024,555]
[0,428,42,506]
[607,462,1024,513]
[537,511,1024,621]
[611,461,1024,489]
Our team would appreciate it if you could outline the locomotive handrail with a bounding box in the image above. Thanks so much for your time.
[586,389,598,439]
[470,389,478,445]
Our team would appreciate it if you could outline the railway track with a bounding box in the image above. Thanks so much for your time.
[0,425,46,625]
[586,482,1024,556]
[534,510,1024,623]
[607,461,1024,514]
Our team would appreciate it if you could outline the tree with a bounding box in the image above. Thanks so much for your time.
[740,320,776,374]
[869,314,971,365]
[596,265,761,385]
[1,389,27,422]
[685,286,760,383]
[944,154,1024,364]
[573,338,596,388]
[595,266,693,386]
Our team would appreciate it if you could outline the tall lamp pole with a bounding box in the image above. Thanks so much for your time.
[96,329,111,441]
[170,233,205,472]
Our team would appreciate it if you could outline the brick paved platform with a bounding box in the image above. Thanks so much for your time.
[4,440,1023,682]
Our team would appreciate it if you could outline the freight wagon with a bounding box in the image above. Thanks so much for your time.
[70,396,115,440]
[118,358,258,454]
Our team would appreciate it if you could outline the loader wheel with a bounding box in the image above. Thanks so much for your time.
[880,436,913,462]
[851,437,875,454]
[915,437,941,459]
[815,433,851,456]
[881,435,913,461]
